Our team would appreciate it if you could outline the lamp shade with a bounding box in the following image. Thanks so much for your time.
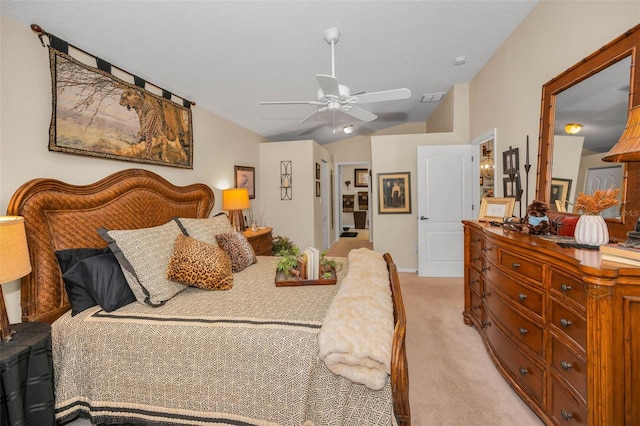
[603,105,640,162]
[222,188,250,211]
[0,216,31,284]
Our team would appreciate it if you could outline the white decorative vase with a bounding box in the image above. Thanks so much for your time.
[574,214,609,246]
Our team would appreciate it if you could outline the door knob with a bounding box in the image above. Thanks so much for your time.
[420,216,429,220]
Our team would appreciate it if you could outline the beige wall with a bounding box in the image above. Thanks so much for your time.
[553,135,584,206]
[0,16,266,323]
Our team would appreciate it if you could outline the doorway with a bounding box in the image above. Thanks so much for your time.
[335,162,372,243]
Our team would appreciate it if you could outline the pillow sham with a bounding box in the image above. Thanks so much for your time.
[62,253,136,314]
[174,215,234,246]
[215,232,257,273]
[55,247,111,273]
[98,220,187,307]
[166,234,233,290]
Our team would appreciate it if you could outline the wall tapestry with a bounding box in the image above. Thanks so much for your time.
[42,28,193,169]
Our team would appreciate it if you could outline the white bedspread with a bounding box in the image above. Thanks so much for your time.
[318,248,394,390]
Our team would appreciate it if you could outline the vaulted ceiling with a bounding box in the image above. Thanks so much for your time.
[1,1,538,144]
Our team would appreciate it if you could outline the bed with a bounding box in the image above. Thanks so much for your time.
[7,168,410,426]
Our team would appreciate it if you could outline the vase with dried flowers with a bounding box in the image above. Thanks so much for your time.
[572,187,620,246]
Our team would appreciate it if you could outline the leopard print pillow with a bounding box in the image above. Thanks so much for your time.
[166,234,233,290]
[215,232,257,273]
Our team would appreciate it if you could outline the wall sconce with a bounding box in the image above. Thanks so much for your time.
[564,123,583,135]
[222,188,250,232]
[345,180,351,189]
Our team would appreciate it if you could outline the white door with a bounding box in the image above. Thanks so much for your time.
[417,145,474,277]
[321,161,330,250]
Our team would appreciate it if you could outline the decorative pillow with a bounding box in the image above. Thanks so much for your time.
[167,234,233,290]
[98,220,187,307]
[215,232,257,273]
[174,215,234,246]
[55,247,111,273]
[62,253,136,314]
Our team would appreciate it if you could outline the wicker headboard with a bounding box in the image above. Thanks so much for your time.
[6,169,214,324]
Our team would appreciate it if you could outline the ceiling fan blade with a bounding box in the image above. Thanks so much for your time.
[354,88,411,104]
[316,74,340,98]
[260,100,323,105]
[300,107,325,123]
[343,106,377,122]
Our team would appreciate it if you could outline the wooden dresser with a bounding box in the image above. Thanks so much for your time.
[463,220,640,425]
[243,227,273,256]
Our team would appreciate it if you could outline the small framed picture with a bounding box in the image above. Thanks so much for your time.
[234,165,255,199]
[478,197,515,222]
[355,168,369,187]
[550,177,572,211]
[502,176,521,198]
[342,194,354,212]
[316,181,321,197]
[502,148,519,175]
[316,162,320,180]
[377,172,411,214]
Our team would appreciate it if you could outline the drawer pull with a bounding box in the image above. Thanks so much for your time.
[470,278,479,283]
[560,283,572,292]
[511,262,520,269]
[560,409,573,421]
[482,321,491,328]
[560,318,573,328]
[518,293,527,301]
[481,266,490,272]
[472,256,481,262]
[482,291,491,298]
[472,304,481,310]
[472,238,480,243]
[482,247,493,252]
[519,367,528,375]
[560,360,573,371]
[519,327,528,335]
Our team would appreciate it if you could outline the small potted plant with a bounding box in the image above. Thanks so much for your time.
[273,236,303,279]
[319,251,342,280]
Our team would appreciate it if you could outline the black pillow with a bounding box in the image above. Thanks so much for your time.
[55,247,111,273]
[62,253,136,315]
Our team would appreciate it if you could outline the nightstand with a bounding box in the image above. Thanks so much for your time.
[243,227,273,256]
[0,322,55,426]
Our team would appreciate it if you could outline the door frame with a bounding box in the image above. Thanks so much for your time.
[334,161,372,243]
[470,128,497,214]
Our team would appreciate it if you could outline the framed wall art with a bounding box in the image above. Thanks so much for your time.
[316,162,321,180]
[478,197,515,222]
[234,165,255,199]
[502,148,519,175]
[377,172,411,214]
[502,176,521,198]
[316,181,321,197]
[355,168,369,187]
[550,177,572,212]
[343,195,354,212]
[48,49,193,169]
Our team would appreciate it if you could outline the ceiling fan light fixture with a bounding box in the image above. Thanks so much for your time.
[343,125,354,134]
[564,123,583,135]
[603,105,640,162]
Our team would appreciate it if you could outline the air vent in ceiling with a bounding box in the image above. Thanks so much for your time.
[421,93,446,103]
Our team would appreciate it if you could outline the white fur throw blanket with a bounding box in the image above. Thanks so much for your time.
[318,248,394,390]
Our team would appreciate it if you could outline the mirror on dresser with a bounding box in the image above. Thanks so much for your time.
[537,24,640,241]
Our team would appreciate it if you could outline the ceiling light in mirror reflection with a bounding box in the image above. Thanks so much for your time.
[564,123,583,134]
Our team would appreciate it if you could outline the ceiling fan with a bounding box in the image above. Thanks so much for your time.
[260,28,411,127]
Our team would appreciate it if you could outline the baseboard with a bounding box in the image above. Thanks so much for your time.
[398,268,417,273]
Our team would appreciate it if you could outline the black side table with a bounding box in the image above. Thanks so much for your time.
[0,322,55,426]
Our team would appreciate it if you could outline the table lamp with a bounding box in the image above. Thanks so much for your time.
[0,216,32,342]
[222,188,250,232]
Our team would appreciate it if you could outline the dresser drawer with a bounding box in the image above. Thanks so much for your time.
[485,312,544,406]
[469,230,483,252]
[550,270,586,309]
[551,337,587,399]
[500,251,543,284]
[485,289,543,357]
[469,248,483,273]
[551,301,586,350]
[483,239,499,265]
[550,380,587,426]
[468,267,481,295]
[469,289,483,325]
[484,264,543,317]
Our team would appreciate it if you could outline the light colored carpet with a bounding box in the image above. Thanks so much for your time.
[66,250,544,426]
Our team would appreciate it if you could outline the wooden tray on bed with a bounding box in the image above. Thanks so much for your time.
[275,277,337,287]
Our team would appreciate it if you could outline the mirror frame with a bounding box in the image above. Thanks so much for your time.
[537,24,640,241]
